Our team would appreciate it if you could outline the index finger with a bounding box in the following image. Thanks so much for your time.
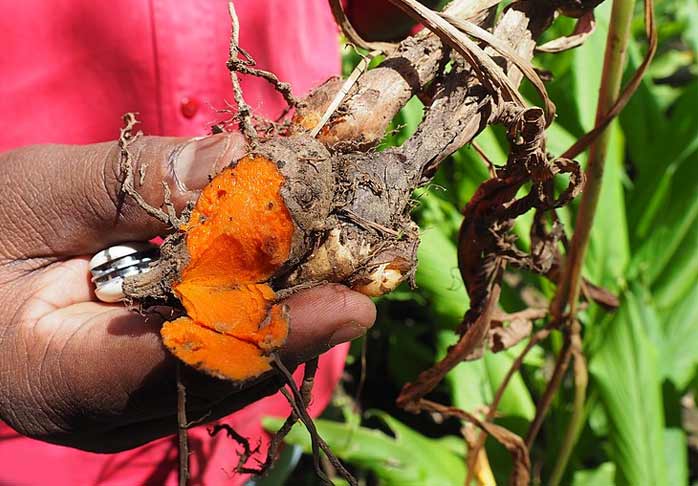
[0,132,246,260]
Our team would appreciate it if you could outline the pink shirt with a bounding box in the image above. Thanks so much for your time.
[0,1,346,484]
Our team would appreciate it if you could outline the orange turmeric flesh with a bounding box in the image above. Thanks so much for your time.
[161,155,294,381]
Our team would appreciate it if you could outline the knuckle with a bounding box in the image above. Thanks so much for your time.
[94,141,125,218]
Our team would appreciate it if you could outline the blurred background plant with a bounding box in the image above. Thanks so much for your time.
[263,0,698,484]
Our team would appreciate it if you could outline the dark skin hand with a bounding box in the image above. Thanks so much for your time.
[0,0,438,455]
[0,132,376,452]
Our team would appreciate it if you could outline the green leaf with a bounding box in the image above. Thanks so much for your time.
[572,462,616,486]
[546,118,589,161]
[629,149,698,294]
[659,284,698,389]
[589,286,668,486]
[439,332,536,421]
[627,82,698,255]
[387,325,435,386]
[619,41,668,175]
[414,188,462,241]
[262,412,465,486]
[679,0,698,58]
[651,172,698,309]
[654,228,698,307]
[664,428,689,486]
[441,331,491,412]
[571,0,612,131]
[415,227,468,327]
[483,347,536,421]
[383,96,424,147]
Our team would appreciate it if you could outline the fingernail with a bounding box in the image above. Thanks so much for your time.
[327,320,369,348]
[173,135,231,191]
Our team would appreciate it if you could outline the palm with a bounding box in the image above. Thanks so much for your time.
[0,134,375,452]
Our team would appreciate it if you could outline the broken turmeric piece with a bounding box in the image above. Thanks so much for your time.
[161,155,294,381]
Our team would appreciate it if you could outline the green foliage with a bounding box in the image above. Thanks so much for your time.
[590,286,669,486]
[269,2,698,484]
[263,412,466,486]
[571,463,617,486]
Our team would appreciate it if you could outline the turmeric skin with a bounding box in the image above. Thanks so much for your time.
[161,155,294,381]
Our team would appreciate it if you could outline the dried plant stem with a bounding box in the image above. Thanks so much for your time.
[465,324,554,484]
[118,113,174,227]
[227,1,257,140]
[260,358,320,472]
[386,0,528,111]
[209,423,261,474]
[472,142,497,177]
[177,363,190,486]
[531,0,640,462]
[525,332,573,448]
[231,47,297,109]
[271,355,357,486]
[548,321,588,486]
[355,335,369,410]
[552,0,638,320]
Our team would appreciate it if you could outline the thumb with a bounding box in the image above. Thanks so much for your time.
[280,284,377,366]
[0,132,247,259]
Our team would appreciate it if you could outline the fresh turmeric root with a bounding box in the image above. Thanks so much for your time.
[121,0,600,384]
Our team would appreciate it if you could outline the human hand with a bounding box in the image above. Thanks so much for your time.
[0,133,375,452]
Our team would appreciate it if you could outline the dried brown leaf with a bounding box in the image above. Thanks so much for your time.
[581,281,620,309]
[489,313,535,353]
[480,421,530,486]
[441,13,556,124]
[537,11,596,53]
[387,0,529,115]
[421,400,531,486]
[463,308,545,360]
